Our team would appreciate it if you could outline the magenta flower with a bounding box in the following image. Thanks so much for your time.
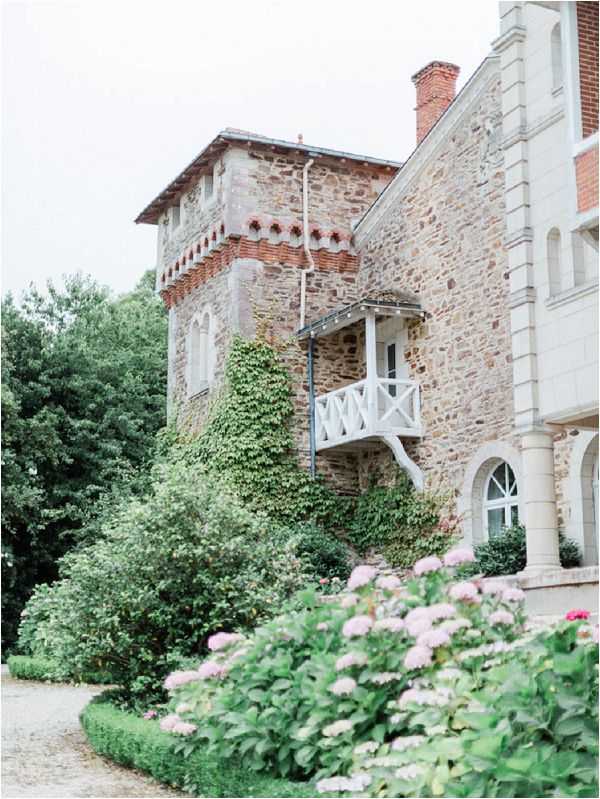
[403,644,433,670]
[413,556,443,576]
[347,565,377,590]
[566,609,590,621]
[443,548,475,567]
[449,581,480,603]
[342,614,373,638]
[417,628,451,649]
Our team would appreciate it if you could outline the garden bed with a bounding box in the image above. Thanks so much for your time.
[80,693,315,798]
[7,655,112,685]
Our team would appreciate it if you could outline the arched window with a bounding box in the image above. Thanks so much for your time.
[269,223,281,244]
[484,461,519,538]
[551,23,563,91]
[248,221,261,241]
[547,227,562,295]
[188,311,212,396]
[289,226,302,247]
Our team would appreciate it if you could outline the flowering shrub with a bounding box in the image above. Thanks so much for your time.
[160,548,549,783]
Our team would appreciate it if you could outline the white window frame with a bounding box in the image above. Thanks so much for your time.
[483,461,519,540]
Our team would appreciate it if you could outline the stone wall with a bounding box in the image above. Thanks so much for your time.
[355,70,514,509]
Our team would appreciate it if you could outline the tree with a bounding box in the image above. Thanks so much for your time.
[1,271,167,650]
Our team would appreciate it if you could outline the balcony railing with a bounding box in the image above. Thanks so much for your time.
[314,378,421,450]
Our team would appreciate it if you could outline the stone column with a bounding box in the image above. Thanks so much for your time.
[520,429,561,573]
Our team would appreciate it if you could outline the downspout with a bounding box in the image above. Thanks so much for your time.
[299,158,315,330]
[307,335,316,478]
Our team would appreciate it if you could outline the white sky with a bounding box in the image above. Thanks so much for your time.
[2,0,500,299]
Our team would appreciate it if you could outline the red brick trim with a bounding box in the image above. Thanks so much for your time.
[159,236,359,308]
[575,143,599,213]
[577,1,599,138]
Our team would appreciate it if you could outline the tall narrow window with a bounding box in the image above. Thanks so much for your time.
[386,342,397,397]
[188,312,212,396]
[484,462,519,538]
[547,227,562,295]
[551,23,563,91]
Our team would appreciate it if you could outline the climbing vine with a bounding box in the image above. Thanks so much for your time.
[180,335,350,531]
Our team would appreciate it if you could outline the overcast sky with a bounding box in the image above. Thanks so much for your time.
[2,0,500,299]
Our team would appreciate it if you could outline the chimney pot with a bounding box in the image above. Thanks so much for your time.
[411,61,460,145]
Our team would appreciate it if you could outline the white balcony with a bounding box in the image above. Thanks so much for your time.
[315,377,421,450]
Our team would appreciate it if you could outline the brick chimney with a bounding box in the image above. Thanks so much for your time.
[412,61,460,145]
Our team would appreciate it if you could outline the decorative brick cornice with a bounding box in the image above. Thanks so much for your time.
[159,236,359,309]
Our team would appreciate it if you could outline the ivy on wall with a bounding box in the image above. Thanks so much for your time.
[178,335,349,531]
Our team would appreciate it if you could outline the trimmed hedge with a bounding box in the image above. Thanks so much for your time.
[7,655,62,682]
[7,654,112,685]
[80,694,314,798]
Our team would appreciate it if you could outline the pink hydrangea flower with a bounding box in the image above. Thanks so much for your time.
[342,615,373,638]
[335,651,368,671]
[593,625,599,644]
[322,719,354,737]
[173,721,197,736]
[163,670,201,691]
[371,672,400,685]
[329,677,357,696]
[566,609,590,621]
[340,593,359,608]
[441,617,472,634]
[316,774,371,794]
[392,735,426,751]
[443,548,475,567]
[143,710,157,720]
[413,556,443,576]
[489,609,514,625]
[347,565,377,590]
[427,602,457,620]
[175,702,191,714]
[502,587,526,602]
[373,617,405,633]
[404,606,430,625]
[159,713,180,732]
[197,660,224,679]
[395,764,424,780]
[354,741,379,755]
[376,574,402,590]
[449,581,480,603]
[207,632,244,651]
[406,618,432,637]
[403,644,433,670]
[417,628,451,649]
[482,581,507,596]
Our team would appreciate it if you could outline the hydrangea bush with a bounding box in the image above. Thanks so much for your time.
[156,547,596,794]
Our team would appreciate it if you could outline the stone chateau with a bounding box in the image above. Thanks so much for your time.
[137,2,599,615]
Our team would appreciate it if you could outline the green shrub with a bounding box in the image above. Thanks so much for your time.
[347,471,454,567]
[7,655,62,682]
[80,692,314,797]
[291,523,352,582]
[345,619,599,798]
[18,464,311,703]
[162,551,534,782]
[463,525,582,577]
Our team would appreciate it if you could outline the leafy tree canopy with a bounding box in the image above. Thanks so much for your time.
[2,271,167,650]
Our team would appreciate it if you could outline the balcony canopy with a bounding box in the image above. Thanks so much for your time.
[297,294,424,339]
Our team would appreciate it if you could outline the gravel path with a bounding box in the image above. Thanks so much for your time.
[1,666,184,798]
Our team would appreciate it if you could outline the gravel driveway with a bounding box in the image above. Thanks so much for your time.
[1,666,184,798]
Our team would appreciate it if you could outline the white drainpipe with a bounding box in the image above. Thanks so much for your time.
[299,158,315,329]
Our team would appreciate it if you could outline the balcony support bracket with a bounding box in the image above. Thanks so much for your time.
[382,434,424,492]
